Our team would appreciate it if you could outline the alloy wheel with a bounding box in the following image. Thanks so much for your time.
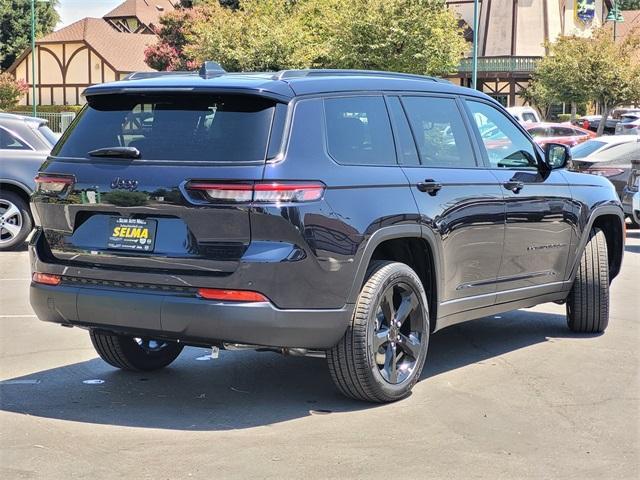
[0,199,23,245]
[371,281,426,384]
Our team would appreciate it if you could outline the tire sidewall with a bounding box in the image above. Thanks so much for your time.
[364,264,430,400]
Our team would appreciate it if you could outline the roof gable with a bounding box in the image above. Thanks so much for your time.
[103,0,176,29]
[28,17,154,73]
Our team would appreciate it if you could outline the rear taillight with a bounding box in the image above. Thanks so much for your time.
[32,272,61,286]
[588,168,625,178]
[186,181,325,204]
[35,174,74,193]
[187,182,253,203]
[197,288,268,302]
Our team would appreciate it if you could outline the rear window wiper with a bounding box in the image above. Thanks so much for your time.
[88,147,140,159]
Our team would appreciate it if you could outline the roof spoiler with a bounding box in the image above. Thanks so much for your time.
[121,62,227,81]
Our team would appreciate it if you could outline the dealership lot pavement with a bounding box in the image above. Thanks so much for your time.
[1,233,639,480]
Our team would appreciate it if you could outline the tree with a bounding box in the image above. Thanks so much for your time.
[0,72,28,110]
[526,27,640,134]
[585,28,640,135]
[145,0,236,71]
[525,36,592,120]
[145,8,202,71]
[0,0,60,71]
[185,0,466,75]
[619,0,640,10]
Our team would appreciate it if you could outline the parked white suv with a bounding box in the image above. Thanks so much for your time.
[507,106,541,123]
[615,113,640,136]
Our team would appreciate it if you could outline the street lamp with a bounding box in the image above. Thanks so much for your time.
[605,0,624,41]
[471,0,479,90]
[31,0,50,117]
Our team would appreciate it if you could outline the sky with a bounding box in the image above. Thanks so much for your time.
[55,0,123,30]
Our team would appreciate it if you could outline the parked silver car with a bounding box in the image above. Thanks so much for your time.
[0,113,57,250]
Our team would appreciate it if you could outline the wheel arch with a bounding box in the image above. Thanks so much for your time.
[570,206,625,282]
[0,179,33,204]
[346,225,442,331]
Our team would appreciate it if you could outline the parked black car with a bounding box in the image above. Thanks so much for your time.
[29,65,625,402]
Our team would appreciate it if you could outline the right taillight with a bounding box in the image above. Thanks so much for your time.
[186,181,325,204]
[35,174,74,193]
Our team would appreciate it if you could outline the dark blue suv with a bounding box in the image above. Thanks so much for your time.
[29,64,625,402]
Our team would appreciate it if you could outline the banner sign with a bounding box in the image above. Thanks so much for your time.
[575,0,596,24]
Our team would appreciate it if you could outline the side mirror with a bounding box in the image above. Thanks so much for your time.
[544,143,571,169]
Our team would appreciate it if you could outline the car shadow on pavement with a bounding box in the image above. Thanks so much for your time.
[0,310,594,431]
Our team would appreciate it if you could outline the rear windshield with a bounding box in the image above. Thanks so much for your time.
[38,124,59,146]
[53,94,277,162]
[571,140,606,159]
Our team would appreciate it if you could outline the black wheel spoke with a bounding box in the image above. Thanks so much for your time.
[394,291,417,327]
[383,343,398,383]
[373,328,389,351]
[398,333,421,360]
[380,288,395,326]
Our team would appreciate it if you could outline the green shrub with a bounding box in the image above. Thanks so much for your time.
[11,104,83,113]
[557,113,572,122]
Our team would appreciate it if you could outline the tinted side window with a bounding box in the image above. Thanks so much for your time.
[324,96,396,166]
[402,96,476,168]
[467,100,538,170]
[386,96,419,166]
[527,127,548,138]
[550,126,575,137]
[0,128,30,150]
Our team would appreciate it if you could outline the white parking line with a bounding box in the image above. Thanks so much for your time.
[0,314,37,318]
[0,278,30,281]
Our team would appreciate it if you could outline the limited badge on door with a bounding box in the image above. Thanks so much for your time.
[108,217,157,252]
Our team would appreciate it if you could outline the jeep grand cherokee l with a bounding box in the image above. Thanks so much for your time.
[29,64,625,403]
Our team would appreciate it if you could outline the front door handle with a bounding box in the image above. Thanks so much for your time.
[417,179,442,196]
[503,180,524,193]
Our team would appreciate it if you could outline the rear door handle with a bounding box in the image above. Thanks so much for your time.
[417,179,442,196]
[503,180,524,193]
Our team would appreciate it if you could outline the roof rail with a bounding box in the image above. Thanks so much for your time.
[122,62,227,81]
[272,69,442,82]
[122,71,198,80]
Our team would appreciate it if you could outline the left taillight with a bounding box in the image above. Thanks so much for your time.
[32,272,61,286]
[186,181,325,204]
[588,168,625,178]
[35,174,74,193]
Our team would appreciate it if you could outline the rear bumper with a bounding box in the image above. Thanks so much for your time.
[30,282,351,349]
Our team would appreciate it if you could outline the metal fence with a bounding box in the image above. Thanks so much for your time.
[8,111,76,133]
[457,56,541,73]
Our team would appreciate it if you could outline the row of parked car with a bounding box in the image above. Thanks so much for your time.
[1,106,639,251]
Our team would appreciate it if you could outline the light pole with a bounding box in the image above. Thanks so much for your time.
[605,0,624,42]
[471,0,479,89]
[31,0,50,117]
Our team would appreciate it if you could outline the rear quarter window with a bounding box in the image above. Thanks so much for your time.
[53,94,279,163]
[324,96,397,166]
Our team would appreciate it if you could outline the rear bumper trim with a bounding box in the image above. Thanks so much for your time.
[30,283,351,349]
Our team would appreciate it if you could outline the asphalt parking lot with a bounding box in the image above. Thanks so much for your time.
[1,232,639,480]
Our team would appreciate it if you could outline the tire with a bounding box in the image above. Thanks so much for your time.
[327,261,430,403]
[566,228,609,333]
[627,216,640,229]
[0,191,33,251]
[89,330,184,371]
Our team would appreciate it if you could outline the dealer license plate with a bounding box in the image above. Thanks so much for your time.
[107,217,157,252]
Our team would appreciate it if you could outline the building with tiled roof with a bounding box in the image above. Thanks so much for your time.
[7,0,176,106]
